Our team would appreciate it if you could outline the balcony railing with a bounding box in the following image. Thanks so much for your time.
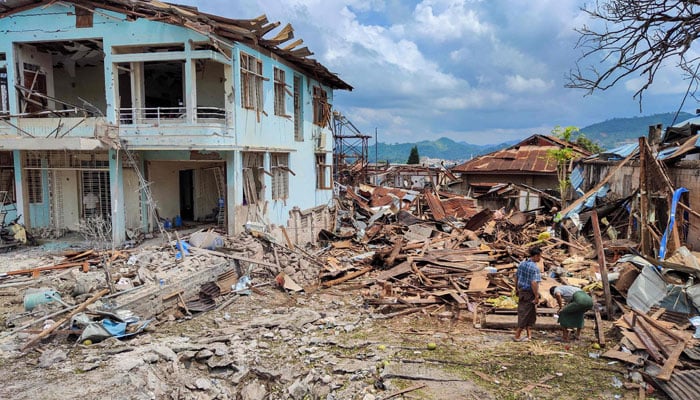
[118,107,227,125]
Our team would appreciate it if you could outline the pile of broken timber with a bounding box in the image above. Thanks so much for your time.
[605,308,696,382]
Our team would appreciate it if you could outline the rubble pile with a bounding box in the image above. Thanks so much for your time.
[4,176,700,398]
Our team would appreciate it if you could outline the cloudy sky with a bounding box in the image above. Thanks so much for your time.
[180,0,693,145]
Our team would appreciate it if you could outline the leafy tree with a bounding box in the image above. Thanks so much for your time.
[547,126,580,204]
[407,146,420,164]
[567,1,700,102]
[575,134,604,154]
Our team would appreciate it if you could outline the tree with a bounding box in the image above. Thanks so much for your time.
[575,134,604,154]
[407,146,420,164]
[567,1,700,103]
[547,126,580,204]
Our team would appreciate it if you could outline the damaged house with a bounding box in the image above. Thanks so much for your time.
[451,134,590,211]
[572,120,700,253]
[0,0,351,245]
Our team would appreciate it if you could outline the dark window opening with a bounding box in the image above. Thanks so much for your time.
[294,75,302,141]
[144,61,184,113]
[313,86,330,127]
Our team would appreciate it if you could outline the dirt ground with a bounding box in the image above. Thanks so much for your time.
[0,241,661,400]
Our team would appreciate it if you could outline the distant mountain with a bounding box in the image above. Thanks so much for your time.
[366,112,697,163]
[579,112,695,150]
[369,137,512,164]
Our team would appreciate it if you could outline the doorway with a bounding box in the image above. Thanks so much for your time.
[179,169,194,221]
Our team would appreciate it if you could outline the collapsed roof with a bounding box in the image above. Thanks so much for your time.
[452,134,591,175]
[0,0,352,90]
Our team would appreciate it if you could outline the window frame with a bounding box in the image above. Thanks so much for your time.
[270,153,290,201]
[240,52,264,112]
[273,67,287,117]
[312,85,330,127]
[316,153,332,190]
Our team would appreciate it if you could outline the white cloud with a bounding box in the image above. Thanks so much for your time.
[506,75,554,93]
[413,0,491,41]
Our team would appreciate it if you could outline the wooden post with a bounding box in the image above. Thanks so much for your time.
[639,137,650,255]
[591,211,613,319]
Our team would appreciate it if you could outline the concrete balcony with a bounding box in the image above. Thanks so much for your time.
[117,107,234,150]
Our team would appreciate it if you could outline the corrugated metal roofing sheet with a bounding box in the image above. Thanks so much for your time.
[452,135,590,174]
[655,369,700,400]
[601,143,639,159]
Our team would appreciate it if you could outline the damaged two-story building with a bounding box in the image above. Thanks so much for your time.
[0,0,352,245]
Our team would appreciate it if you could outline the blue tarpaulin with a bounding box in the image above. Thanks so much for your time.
[659,187,689,261]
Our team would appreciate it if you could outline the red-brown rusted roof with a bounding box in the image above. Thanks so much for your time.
[451,134,590,174]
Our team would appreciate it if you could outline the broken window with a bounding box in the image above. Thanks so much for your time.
[313,86,330,127]
[274,67,286,116]
[242,152,264,205]
[240,52,263,112]
[80,164,110,219]
[316,153,332,190]
[293,75,303,141]
[75,6,94,28]
[0,152,15,204]
[271,153,289,200]
[0,66,8,114]
[21,64,47,114]
[24,155,43,204]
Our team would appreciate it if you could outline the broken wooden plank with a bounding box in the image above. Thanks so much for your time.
[2,261,90,278]
[188,247,278,268]
[593,294,606,347]
[22,288,109,351]
[624,313,664,363]
[591,211,613,318]
[323,266,373,287]
[375,261,412,281]
[559,150,636,217]
[656,341,686,381]
[381,383,427,399]
[468,270,489,291]
[601,349,645,366]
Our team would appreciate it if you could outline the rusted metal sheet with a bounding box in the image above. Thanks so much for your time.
[424,191,446,220]
[464,209,494,231]
[441,197,477,219]
[452,134,590,174]
[655,369,700,400]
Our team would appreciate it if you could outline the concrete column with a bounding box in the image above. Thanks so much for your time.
[109,148,126,245]
[5,45,18,115]
[103,40,116,124]
[184,42,196,124]
[225,150,241,235]
[130,62,144,115]
[223,64,234,129]
[12,150,27,226]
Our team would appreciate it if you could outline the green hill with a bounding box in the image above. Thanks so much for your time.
[367,112,697,163]
[369,137,510,164]
[579,112,695,150]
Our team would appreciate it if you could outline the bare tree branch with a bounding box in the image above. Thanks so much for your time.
[567,0,700,104]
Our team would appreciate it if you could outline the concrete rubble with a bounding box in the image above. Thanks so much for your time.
[0,178,700,399]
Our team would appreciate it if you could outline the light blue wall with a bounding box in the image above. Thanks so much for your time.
[28,160,50,228]
[1,3,339,234]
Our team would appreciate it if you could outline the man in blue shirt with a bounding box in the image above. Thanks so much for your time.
[513,246,543,342]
